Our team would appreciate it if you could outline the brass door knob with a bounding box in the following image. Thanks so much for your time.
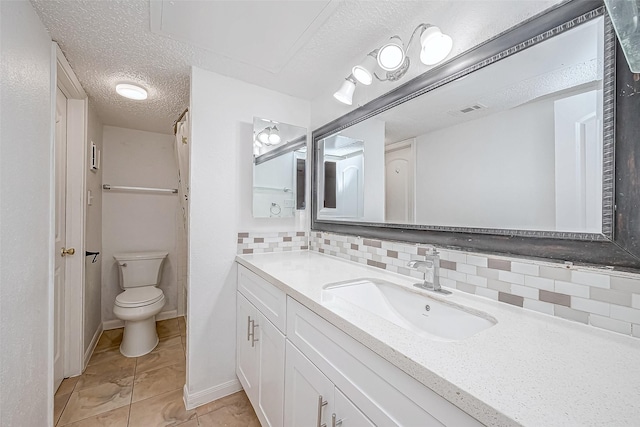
[61,247,76,257]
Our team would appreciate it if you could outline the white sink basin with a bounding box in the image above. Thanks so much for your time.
[322,278,496,341]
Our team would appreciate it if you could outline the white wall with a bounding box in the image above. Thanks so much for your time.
[101,126,179,325]
[188,67,310,405]
[414,98,556,230]
[340,119,385,222]
[85,103,103,351]
[0,1,53,425]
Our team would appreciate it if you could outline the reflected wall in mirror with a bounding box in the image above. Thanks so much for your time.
[253,117,307,218]
[316,12,612,236]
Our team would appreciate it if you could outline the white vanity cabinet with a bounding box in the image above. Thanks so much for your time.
[285,341,374,427]
[236,266,287,427]
[286,297,483,427]
[236,262,482,427]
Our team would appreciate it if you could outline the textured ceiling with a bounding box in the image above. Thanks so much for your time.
[31,0,562,135]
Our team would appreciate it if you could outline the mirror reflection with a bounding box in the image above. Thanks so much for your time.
[317,15,608,233]
[253,117,307,218]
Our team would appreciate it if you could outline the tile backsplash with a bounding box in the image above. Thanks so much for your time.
[309,231,640,339]
[237,231,308,254]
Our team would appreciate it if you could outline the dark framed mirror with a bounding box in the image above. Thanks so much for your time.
[311,0,640,270]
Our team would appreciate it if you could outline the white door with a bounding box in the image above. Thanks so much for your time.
[284,341,334,427]
[256,311,285,427]
[333,388,375,427]
[54,87,69,392]
[236,293,258,402]
[554,90,602,232]
[385,142,415,223]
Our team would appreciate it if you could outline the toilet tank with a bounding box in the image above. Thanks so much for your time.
[113,251,168,289]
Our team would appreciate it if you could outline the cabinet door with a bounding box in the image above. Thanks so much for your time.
[256,311,285,427]
[237,292,258,402]
[333,388,375,427]
[284,341,334,427]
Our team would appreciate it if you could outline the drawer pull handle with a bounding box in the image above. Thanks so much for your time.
[247,316,252,341]
[332,413,343,427]
[317,395,328,427]
[251,322,259,347]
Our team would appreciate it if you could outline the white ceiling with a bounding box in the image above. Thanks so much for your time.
[31,0,562,135]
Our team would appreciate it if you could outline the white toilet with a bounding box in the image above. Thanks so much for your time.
[113,251,168,357]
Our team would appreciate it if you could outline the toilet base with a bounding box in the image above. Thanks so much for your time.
[120,316,159,357]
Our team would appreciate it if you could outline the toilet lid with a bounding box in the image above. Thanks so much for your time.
[115,287,164,308]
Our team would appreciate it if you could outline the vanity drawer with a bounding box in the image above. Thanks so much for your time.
[237,264,286,333]
[286,297,482,427]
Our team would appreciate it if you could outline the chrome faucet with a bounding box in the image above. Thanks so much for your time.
[407,249,452,295]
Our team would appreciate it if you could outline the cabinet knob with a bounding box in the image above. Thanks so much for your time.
[332,414,343,427]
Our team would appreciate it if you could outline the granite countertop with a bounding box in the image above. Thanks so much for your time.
[236,251,640,427]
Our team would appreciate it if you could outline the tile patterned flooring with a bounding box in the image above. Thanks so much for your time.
[54,317,259,426]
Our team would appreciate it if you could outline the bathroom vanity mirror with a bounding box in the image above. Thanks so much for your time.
[312,1,640,269]
[253,117,307,218]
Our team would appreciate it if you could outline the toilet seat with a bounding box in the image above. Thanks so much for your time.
[115,287,163,308]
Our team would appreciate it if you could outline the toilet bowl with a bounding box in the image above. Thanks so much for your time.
[113,251,168,357]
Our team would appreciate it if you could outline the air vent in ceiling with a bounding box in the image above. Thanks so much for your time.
[447,103,488,117]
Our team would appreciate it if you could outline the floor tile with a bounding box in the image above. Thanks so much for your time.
[54,393,71,426]
[76,357,136,391]
[156,334,182,351]
[178,317,186,337]
[94,329,124,353]
[197,405,260,427]
[136,344,185,375]
[157,318,180,339]
[195,391,254,418]
[57,377,80,396]
[89,346,128,367]
[176,420,198,427]
[128,389,196,427]
[62,405,130,427]
[58,377,133,425]
[132,362,185,403]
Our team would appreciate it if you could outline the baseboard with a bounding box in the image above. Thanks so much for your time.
[102,309,179,330]
[183,379,242,410]
[83,323,103,370]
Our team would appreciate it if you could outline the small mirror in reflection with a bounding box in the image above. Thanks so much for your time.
[253,117,307,218]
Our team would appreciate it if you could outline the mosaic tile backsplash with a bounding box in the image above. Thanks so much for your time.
[309,231,640,339]
[237,231,308,254]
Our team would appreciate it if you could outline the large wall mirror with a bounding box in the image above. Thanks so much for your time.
[253,117,307,218]
[312,1,640,269]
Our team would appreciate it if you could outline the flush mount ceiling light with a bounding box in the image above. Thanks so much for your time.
[115,83,148,100]
[333,23,453,105]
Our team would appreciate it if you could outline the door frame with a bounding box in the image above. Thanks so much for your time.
[384,138,416,222]
[52,43,87,379]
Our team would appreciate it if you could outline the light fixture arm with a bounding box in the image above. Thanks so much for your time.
[407,23,432,50]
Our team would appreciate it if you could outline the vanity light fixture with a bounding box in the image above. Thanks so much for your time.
[333,74,357,105]
[257,129,269,145]
[334,24,453,105]
[377,36,406,71]
[268,126,281,145]
[115,83,148,100]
